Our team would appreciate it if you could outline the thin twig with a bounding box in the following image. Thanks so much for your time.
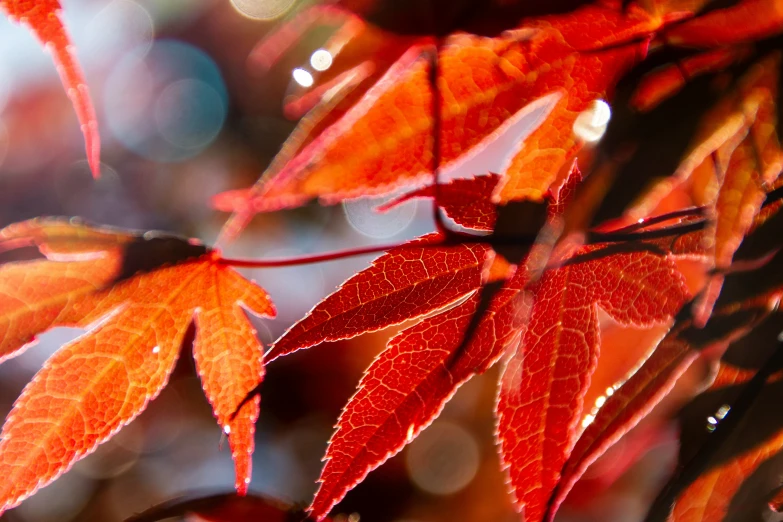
[431,36,447,235]
[217,237,443,268]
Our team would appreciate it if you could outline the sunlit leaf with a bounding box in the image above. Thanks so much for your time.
[0,219,274,512]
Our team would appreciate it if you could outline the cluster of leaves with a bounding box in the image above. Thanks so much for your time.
[2,0,783,521]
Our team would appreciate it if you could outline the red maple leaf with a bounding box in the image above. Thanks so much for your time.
[378,173,501,231]
[267,234,493,361]
[0,0,100,175]
[266,164,690,521]
[495,172,689,520]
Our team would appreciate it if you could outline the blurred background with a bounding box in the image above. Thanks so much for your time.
[0,1,708,521]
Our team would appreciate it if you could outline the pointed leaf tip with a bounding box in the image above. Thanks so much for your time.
[268,236,490,361]
[497,246,688,521]
[1,0,101,174]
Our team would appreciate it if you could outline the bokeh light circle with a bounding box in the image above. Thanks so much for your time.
[406,421,480,495]
[84,0,154,66]
[344,194,417,239]
[292,67,314,88]
[155,78,225,149]
[310,49,333,71]
[230,0,296,20]
[104,40,228,163]
[573,98,611,143]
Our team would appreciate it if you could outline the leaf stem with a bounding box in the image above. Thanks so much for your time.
[217,185,783,270]
[606,206,706,234]
[587,218,706,244]
[431,37,447,235]
[217,237,444,268]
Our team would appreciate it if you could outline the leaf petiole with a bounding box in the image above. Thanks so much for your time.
[216,236,445,268]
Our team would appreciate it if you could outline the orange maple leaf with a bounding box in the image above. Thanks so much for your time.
[214,2,677,241]
[567,13,783,233]
[669,365,782,521]
[555,262,783,522]
[693,52,782,322]
[0,219,274,513]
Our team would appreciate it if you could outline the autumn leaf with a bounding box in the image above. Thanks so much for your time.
[551,328,696,520]
[496,242,688,522]
[548,299,775,522]
[213,12,417,242]
[267,234,492,361]
[308,262,532,520]
[378,173,501,231]
[629,48,747,113]
[570,182,783,512]
[663,0,783,48]
[693,52,782,322]
[3,0,783,519]
[568,30,783,233]
[637,49,780,235]
[669,366,783,521]
[633,204,783,521]
[283,167,565,521]
[223,1,763,236]
[278,9,414,119]
[282,162,692,521]
[214,2,670,241]
[0,0,100,176]
[554,208,783,522]
[248,5,416,158]
[696,137,767,322]
[0,219,274,513]
[487,163,691,522]
[710,137,768,270]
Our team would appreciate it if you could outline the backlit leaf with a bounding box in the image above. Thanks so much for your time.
[267,234,492,361]
[669,368,783,521]
[0,219,274,513]
[378,174,500,231]
[556,297,778,522]
[215,3,662,238]
[660,311,783,521]
[309,261,532,520]
[664,0,783,48]
[496,243,688,522]
[0,0,100,175]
